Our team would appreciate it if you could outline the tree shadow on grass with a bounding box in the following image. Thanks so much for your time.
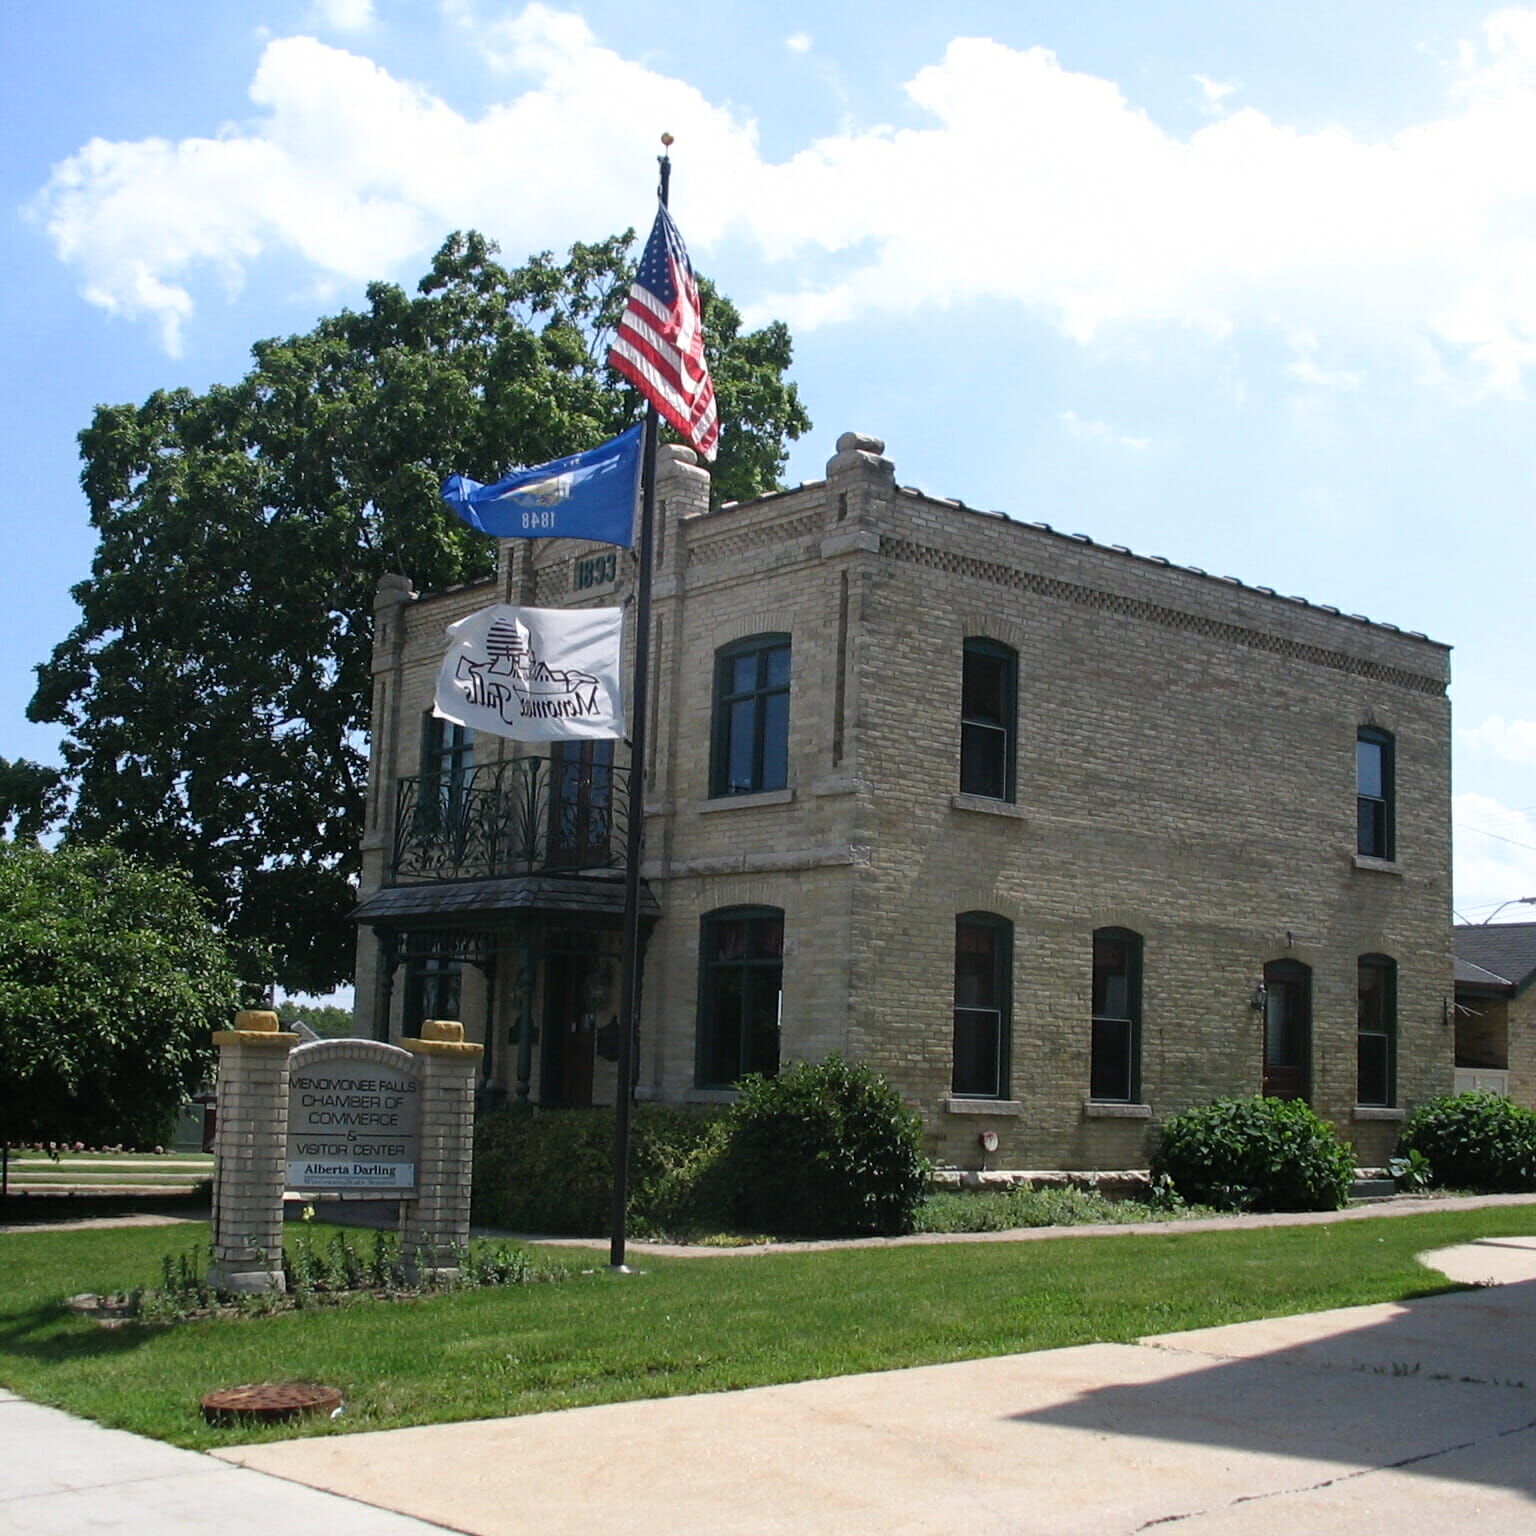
[0,1300,168,1365]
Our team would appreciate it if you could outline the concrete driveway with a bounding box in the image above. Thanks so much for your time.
[209,1234,1536,1536]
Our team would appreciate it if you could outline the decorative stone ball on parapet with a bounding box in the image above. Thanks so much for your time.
[399,1020,484,1284]
[206,1009,300,1296]
[826,431,893,478]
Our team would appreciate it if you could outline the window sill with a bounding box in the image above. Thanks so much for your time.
[1082,1101,1152,1119]
[700,788,795,813]
[950,794,1025,820]
[1352,1105,1405,1121]
[1352,854,1402,876]
[942,1097,1023,1116]
[684,1088,739,1104]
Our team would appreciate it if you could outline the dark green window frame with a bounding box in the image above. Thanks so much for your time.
[710,635,791,798]
[1090,927,1142,1103]
[960,638,1017,801]
[1357,954,1397,1108]
[952,911,1012,1098]
[1356,727,1394,860]
[695,905,784,1088]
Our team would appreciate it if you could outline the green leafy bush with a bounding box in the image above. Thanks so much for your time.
[723,1056,930,1237]
[472,1059,928,1239]
[1396,1093,1536,1192]
[472,1103,727,1235]
[1150,1096,1354,1212]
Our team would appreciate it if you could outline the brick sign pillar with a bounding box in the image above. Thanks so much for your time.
[399,1020,483,1283]
[207,1009,299,1295]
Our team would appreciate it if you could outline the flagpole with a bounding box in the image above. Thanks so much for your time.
[608,138,672,1272]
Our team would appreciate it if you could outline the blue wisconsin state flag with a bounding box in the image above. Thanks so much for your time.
[441,425,642,547]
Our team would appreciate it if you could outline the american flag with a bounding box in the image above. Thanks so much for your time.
[609,202,719,462]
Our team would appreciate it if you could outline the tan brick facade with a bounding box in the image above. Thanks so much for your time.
[354,431,1453,1172]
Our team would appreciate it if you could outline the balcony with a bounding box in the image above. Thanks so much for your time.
[391,753,628,884]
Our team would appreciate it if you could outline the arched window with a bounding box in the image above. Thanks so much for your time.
[960,639,1017,801]
[1091,928,1142,1103]
[1357,954,1397,1107]
[696,906,784,1087]
[1357,727,1395,859]
[710,635,790,797]
[953,912,1012,1097]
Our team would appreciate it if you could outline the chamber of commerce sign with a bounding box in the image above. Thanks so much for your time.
[285,1042,421,1193]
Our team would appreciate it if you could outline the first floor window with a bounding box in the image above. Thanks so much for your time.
[1090,928,1142,1103]
[953,912,1011,1097]
[402,954,462,1034]
[1357,954,1396,1107]
[697,907,783,1087]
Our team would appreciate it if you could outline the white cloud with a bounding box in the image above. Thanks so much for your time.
[786,32,812,54]
[1456,792,1536,918]
[1461,715,1536,765]
[32,3,1536,386]
[1194,74,1238,114]
[312,0,376,31]
[1059,410,1149,449]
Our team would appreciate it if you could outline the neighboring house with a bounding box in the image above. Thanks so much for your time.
[1452,923,1536,1102]
[353,430,1453,1170]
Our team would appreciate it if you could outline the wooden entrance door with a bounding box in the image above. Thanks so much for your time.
[1263,960,1312,1101]
[541,951,595,1107]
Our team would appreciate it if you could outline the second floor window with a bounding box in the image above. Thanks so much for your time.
[1357,727,1394,859]
[419,715,475,831]
[711,635,790,797]
[961,639,1017,801]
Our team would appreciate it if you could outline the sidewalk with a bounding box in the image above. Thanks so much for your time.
[5,1221,1536,1535]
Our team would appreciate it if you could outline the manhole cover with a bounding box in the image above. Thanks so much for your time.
[201,1382,343,1425]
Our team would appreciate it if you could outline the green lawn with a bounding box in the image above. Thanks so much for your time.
[2,1205,1533,1451]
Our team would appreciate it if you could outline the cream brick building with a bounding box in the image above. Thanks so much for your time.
[353,431,1453,1170]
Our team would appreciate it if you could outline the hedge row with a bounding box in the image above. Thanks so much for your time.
[472,1056,929,1238]
[476,1081,1536,1238]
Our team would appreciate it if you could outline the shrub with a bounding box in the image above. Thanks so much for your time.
[472,1103,726,1235]
[1396,1093,1536,1192]
[1150,1096,1354,1212]
[722,1056,930,1237]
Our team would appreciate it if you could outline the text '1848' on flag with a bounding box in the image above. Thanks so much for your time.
[608,202,719,462]
[440,426,642,547]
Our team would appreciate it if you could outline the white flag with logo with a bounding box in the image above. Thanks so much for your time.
[432,604,624,741]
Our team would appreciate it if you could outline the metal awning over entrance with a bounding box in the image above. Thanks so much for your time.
[352,873,661,928]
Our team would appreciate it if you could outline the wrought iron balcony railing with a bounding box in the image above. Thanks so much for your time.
[390,754,628,884]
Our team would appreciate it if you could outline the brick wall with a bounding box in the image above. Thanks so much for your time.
[355,431,1453,1172]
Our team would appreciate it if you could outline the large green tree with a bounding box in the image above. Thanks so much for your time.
[0,844,239,1148]
[31,231,810,993]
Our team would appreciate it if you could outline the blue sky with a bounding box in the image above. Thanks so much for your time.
[4,0,1535,921]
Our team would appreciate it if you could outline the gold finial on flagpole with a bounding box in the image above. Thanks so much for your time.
[661,132,674,147]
